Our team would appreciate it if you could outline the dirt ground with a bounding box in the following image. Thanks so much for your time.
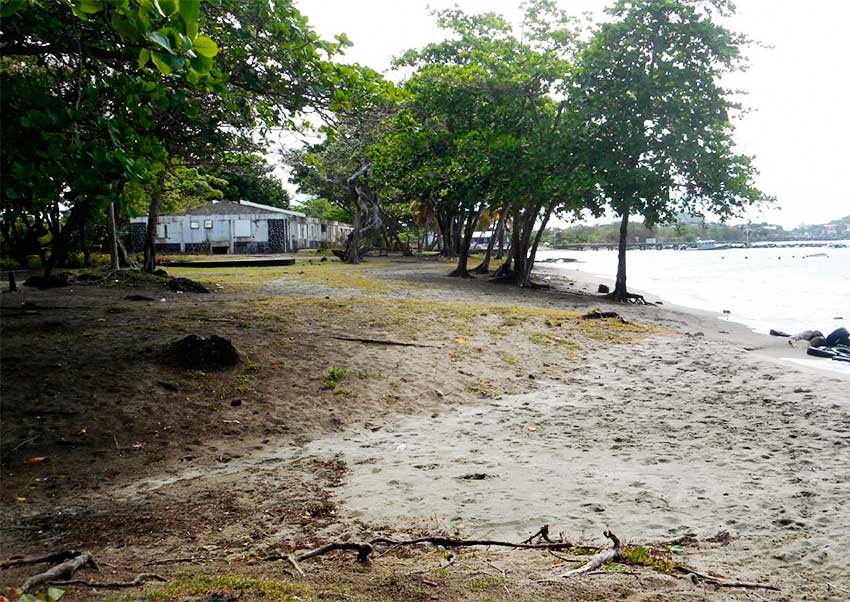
[1,255,848,601]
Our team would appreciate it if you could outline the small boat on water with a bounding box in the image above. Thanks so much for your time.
[690,239,729,251]
[803,252,829,259]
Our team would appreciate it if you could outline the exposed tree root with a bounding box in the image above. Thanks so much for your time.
[297,542,375,564]
[21,551,98,593]
[50,573,166,589]
[606,291,647,304]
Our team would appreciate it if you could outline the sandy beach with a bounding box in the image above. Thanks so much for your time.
[2,256,848,601]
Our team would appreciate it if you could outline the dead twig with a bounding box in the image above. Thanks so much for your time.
[50,573,166,589]
[330,335,441,348]
[522,524,554,544]
[22,551,98,593]
[286,554,305,577]
[143,557,208,567]
[683,570,780,592]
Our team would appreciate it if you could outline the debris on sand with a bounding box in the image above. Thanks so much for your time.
[165,335,240,370]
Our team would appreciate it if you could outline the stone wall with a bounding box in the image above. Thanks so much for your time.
[268,219,287,252]
[128,223,146,253]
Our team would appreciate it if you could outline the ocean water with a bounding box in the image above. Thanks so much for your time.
[538,241,850,339]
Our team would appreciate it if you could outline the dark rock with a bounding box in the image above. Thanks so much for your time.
[24,273,73,289]
[166,335,240,371]
[320,256,328,262]
[769,329,791,337]
[230,399,242,407]
[597,284,610,294]
[809,336,827,348]
[168,277,210,294]
[794,330,823,341]
[458,473,493,481]
[722,309,731,314]
[153,268,169,277]
[156,380,179,392]
[826,327,850,347]
[125,294,156,302]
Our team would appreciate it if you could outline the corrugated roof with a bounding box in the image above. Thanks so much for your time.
[161,200,305,217]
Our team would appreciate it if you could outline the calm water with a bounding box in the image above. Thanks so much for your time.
[538,241,850,338]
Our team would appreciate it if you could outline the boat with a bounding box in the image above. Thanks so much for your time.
[690,239,730,251]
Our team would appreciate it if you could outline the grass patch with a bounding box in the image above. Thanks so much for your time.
[620,546,676,573]
[134,574,310,602]
[322,366,348,390]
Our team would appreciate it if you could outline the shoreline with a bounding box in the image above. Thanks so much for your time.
[535,261,850,383]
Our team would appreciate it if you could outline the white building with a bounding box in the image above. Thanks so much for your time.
[128,200,353,254]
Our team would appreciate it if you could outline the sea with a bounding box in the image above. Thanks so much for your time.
[538,241,850,373]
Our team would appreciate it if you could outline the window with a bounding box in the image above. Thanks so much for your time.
[234,220,251,237]
[190,221,200,229]
[321,224,327,233]
[204,220,213,229]
[156,224,167,238]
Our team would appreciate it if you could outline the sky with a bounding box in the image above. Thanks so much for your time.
[284,0,850,228]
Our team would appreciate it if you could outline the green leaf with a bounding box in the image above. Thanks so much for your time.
[77,0,104,15]
[138,48,151,68]
[189,53,213,73]
[179,0,201,39]
[47,587,65,602]
[147,30,173,54]
[151,51,184,74]
[0,0,25,18]
[157,0,177,17]
[192,35,218,58]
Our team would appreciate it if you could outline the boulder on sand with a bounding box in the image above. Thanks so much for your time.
[826,327,850,348]
[794,330,823,341]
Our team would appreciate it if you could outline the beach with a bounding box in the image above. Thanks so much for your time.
[2,256,848,601]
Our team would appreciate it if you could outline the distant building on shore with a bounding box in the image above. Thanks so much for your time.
[128,200,353,254]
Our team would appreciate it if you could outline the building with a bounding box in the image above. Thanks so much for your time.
[128,200,353,254]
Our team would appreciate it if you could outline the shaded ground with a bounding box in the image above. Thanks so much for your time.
[1,255,848,601]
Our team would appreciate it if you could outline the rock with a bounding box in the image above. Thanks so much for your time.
[769,329,791,337]
[793,330,823,341]
[153,268,169,277]
[166,335,240,370]
[230,399,242,407]
[809,336,827,348]
[125,294,156,302]
[722,309,731,314]
[168,277,210,294]
[597,284,610,294]
[826,327,850,347]
[23,272,73,289]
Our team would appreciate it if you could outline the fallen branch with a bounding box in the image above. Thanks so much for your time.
[50,573,166,589]
[555,531,621,578]
[331,336,441,348]
[1,550,81,570]
[581,311,628,323]
[143,557,208,567]
[22,551,98,593]
[522,524,555,544]
[681,568,780,592]
[297,542,374,564]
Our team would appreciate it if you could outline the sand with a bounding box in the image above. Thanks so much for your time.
[2,256,848,601]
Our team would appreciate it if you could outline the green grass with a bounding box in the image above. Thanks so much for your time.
[132,574,309,602]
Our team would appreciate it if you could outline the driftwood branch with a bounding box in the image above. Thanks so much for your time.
[555,531,622,578]
[1,550,81,570]
[49,573,166,589]
[296,542,374,564]
[21,551,98,593]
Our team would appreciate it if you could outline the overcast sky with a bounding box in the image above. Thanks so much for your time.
[287,0,849,228]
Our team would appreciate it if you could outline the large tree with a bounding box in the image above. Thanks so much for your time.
[575,0,767,301]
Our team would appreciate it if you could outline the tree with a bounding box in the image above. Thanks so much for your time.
[575,0,767,301]
[216,157,290,209]
[1,0,219,273]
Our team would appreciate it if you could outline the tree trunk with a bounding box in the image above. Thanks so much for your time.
[107,202,120,271]
[143,170,167,273]
[43,204,83,276]
[449,208,481,278]
[472,202,509,274]
[612,210,630,301]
